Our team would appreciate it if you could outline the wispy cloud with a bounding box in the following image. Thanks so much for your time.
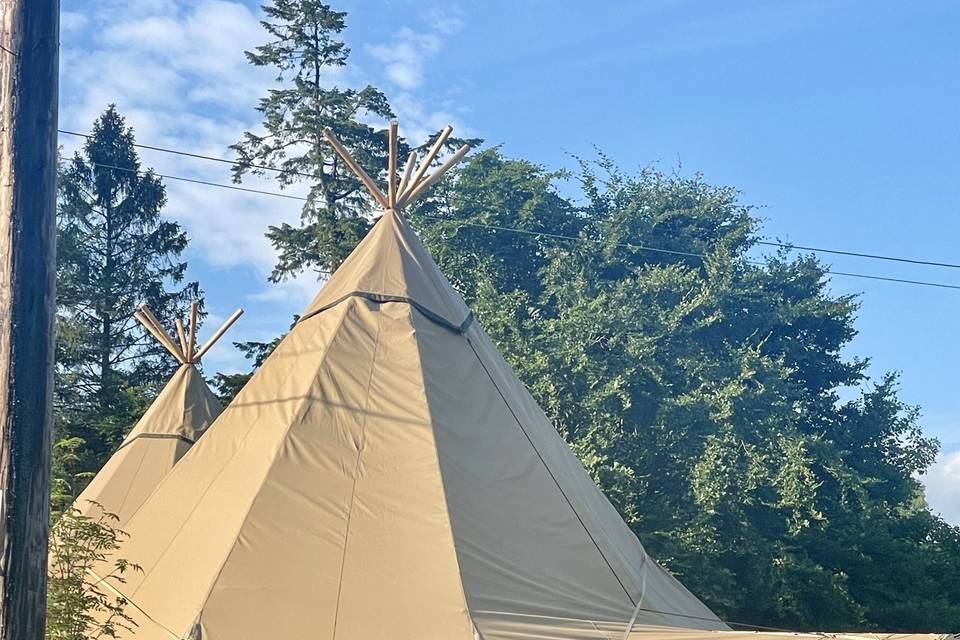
[368,27,441,90]
[59,0,472,368]
[364,8,473,145]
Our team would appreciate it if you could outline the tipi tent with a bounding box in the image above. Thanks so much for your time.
[92,124,720,640]
[71,303,242,527]
[89,124,952,640]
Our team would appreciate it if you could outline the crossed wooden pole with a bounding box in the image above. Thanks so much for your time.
[322,121,471,211]
[134,302,244,365]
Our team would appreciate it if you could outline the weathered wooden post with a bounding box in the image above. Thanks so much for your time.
[0,1,59,638]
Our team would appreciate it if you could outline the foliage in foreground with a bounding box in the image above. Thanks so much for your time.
[46,506,140,640]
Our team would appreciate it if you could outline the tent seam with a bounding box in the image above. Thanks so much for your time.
[462,331,638,609]
[190,300,363,630]
[113,432,195,452]
[123,302,355,630]
[408,307,483,638]
[112,441,152,519]
[330,303,385,640]
[298,289,473,333]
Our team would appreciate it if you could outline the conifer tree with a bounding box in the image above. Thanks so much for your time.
[54,106,199,507]
[232,0,396,275]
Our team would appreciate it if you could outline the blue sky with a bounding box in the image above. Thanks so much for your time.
[58,0,960,520]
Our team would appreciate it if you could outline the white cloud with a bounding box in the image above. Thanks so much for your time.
[923,449,960,524]
[364,12,473,147]
[422,7,465,36]
[59,0,472,369]
[368,27,441,90]
[60,11,89,33]
[59,0,299,278]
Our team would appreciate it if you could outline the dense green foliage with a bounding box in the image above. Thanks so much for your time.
[53,106,199,514]
[46,506,139,640]
[254,139,960,629]
[406,151,960,631]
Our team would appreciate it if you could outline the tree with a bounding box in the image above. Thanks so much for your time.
[224,2,482,400]
[232,0,396,276]
[404,150,960,631]
[45,506,139,640]
[54,106,199,511]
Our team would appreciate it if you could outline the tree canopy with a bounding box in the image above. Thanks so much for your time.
[405,150,959,631]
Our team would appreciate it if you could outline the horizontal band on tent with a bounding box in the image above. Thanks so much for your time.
[299,290,475,334]
[115,432,197,452]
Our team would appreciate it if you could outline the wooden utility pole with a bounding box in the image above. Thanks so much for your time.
[0,1,59,639]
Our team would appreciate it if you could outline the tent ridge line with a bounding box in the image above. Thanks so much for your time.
[298,289,473,334]
[186,297,362,629]
[406,307,485,638]
[461,333,638,610]
[330,306,386,640]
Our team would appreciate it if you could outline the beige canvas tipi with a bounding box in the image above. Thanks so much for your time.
[71,303,242,527]
[90,124,728,640]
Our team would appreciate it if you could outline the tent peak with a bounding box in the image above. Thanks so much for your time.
[322,121,471,212]
[299,208,473,331]
[134,302,243,365]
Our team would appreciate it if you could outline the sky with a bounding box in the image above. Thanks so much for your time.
[57,0,960,522]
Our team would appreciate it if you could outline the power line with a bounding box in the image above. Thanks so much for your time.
[79,157,960,292]
[59,128,322,181]
[419,217,960,292]
[57,129,960,272]
[89,161,308,202]
[754,239,960,270]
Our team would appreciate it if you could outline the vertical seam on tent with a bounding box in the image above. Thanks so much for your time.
[408,308,480,637]
[190,301,363,625]
[463,333,637,609]
[330,305,384,640]
[127,303,355,619]
[113,441,152,518]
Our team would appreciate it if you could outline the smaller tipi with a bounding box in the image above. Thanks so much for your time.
[70,302,243,527]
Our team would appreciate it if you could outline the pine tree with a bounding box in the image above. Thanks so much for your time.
[232,0,396,276]
[54,105,199,509]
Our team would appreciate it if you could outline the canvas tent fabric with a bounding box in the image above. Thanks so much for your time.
[71,364,221,527]
[92,210,729,640]
[476,614,957,640]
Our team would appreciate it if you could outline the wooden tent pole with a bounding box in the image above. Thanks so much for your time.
[400,126,452,202]
[186,300,199,362]
[193,308,244,362]
[397,151,417,199]
[174,318,188,359]
[134,312,185,364]
[321,129,389,209]
[137,306,186,364]
[387,120,398,208]
[397,144,471,209]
